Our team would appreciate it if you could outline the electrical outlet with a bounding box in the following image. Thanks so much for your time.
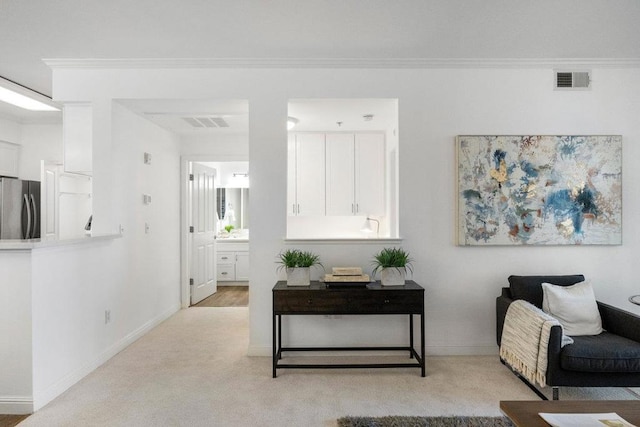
[105,309,111,324]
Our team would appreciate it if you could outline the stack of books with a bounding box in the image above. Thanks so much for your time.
[323,267,370,286]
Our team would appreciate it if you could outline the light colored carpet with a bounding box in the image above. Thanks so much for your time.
[18,307,638,427]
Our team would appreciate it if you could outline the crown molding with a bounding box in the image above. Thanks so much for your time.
[43,57,640,70]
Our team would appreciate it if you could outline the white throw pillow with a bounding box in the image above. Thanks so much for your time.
[541,280,603,336]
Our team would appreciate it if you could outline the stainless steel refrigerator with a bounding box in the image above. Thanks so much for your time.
[0,177,41,239]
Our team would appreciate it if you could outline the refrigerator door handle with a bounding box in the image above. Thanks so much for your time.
[30,194,38,239]
[22,194,32,239]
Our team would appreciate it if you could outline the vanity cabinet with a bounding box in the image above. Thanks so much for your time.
[0,140,20,178]
[216,248,249,282]
[287,133,325,216]
[326,132,385,216]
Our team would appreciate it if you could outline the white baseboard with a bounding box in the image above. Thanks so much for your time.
[247,345,271,357]
[0,396,33,415]
[33,303,180,411]
[247,344,498,357]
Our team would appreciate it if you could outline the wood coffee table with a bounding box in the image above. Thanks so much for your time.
[500,400,640,426]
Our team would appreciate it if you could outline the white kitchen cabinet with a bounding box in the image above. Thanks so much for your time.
[63,103,92,175]
[326,132,385,216]
[287,133,325,216]
[0,140,20,178]
[216,249,249,282]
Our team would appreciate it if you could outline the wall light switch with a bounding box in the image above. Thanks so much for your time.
[143,194,152,204]
[144,152,152,165]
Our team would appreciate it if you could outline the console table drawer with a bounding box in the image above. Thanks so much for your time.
[273,289,423,314]
[274,292,350,313]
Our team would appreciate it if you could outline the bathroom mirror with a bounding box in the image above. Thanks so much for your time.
[217,188,249,230]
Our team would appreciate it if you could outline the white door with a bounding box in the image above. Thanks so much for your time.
[190,163,217,305]
[41,162,60,241]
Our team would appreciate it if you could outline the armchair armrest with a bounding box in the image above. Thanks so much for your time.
[496,287,513,346]
[598,301,640,343]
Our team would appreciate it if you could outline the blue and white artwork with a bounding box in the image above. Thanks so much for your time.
[457,135,622,246]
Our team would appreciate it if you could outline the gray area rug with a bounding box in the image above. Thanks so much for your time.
[337,416,514,427]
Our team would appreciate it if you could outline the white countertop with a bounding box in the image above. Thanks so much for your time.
[0,233,122,251]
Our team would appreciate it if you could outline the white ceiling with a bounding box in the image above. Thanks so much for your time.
[1,1,638,127]
[116,98,397,135]
[1,1,640,98]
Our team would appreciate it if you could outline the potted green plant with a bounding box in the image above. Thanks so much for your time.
[224,224,234,234]
[276,249,323,286]
[371,247,413,286]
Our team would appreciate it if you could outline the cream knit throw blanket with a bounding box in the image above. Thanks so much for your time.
[499,300,573,387]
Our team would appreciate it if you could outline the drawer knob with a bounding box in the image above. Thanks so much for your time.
[307,299,313,305]
[384,299,390,303]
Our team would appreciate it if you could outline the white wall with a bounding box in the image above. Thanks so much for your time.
[0,118,62,181]
[0,116,20,143]
[0,251,33,414]
[18,123,63,181]
[50,65,640,362]
[0,102,184,412]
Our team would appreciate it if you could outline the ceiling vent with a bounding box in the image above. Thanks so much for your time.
[182,116,230,128]
[555,71,591,90]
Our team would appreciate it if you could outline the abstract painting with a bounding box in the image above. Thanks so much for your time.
[457,135,622,245]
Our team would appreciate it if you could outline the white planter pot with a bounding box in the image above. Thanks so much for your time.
[286,267,310,286]
[380,268,406,286]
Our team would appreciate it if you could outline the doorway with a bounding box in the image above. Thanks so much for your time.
[182,158,250,308]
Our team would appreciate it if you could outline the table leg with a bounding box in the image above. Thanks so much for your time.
[409,314,414,359]
[421,310,426,377]
[278,314,282,360]
[272,313,277,378]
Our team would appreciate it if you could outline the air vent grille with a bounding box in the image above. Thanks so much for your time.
[555,71,591,90]
[182,116,230,128]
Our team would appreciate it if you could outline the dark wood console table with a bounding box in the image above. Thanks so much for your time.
[272,280,425,377]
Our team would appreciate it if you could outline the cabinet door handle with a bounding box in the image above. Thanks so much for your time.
[297,204,300,214]
[384,299,390,303]
[356,203,359,214]
[221,272,228,275]
[351,203,354,214]
[293,204,296,214]
[307,299,313,305]
[221,257,228,260]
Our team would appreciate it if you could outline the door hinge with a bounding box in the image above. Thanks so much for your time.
[189,174,194,181]
[189,226,194,233]
[189,278,194,286]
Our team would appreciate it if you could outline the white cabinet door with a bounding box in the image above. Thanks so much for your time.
[287,134,297,216]
[41,162,60,241]
[235,252,249,281]
[291,133,325,216]
[325,133,355,215]
[355,133,385,216]
[0,140,20,178]
[63,103,92,175]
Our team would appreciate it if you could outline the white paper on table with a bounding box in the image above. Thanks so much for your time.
[539,412,637,427]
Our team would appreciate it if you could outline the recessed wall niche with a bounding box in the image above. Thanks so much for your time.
[287,98,398,239]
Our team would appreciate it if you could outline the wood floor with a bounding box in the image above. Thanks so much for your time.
[192,285,248,307]
[0,414,29,427]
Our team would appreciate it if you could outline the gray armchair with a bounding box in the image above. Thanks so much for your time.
[496,275,640,400]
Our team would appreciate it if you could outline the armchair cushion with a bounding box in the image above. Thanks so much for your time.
[508,274,585,308]
[542,281,603,336]
[561,332,640,373]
